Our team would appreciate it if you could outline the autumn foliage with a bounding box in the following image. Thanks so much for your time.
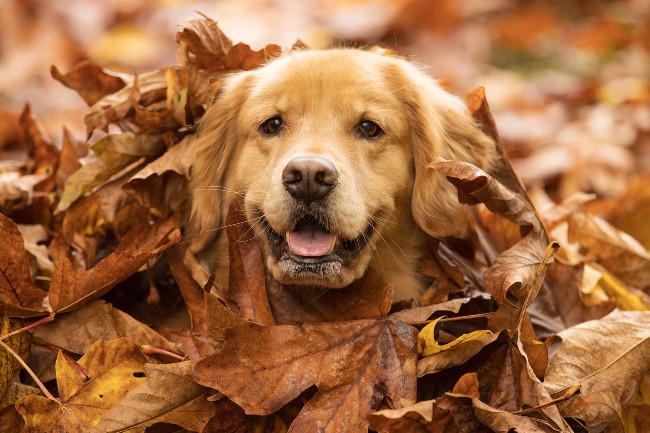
[1,7,650,433]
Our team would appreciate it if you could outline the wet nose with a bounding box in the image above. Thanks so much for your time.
[282,157,339,204]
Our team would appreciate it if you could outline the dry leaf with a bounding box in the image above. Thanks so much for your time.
[32,300,181,356]
[16,338,148,433]
[89,360,214,433]
[51,61,126,106]
[568,212,650,290]
[544,309,650,432]
[192,318,418,433]
[0,213,48,317]
[48,213,181,313]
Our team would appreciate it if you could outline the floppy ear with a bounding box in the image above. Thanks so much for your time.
[188,72,253,256]
[389,61,494,239]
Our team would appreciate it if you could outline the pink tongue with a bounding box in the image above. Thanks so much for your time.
[287,225,336,257]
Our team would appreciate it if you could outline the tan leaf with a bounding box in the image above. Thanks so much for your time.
[1,316,32,403]
[544,309,650,432]
[192,318,418,433]
[16,338,148,433]
[167,245,208,337]
[568,212,650,289]
[32,300,181,356]
[18,104,59,193]
[0,213,48,317]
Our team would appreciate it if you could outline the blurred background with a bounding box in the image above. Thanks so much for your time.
[1,0,649,203]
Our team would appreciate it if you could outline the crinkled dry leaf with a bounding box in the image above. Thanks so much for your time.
[16,338,148,433]
[167,246,208,336]
[192,318,418,433]
[431,158,551,307]
[89,360,214,433]
[176,15,282,71]
[18,104,59,193]
[545,309,650,433]
[568,212,650,290]
[48,213,181,313]
[0,213,48,317]
[17,223,54,274]
[51,61,126,106]
[32,300,181,356]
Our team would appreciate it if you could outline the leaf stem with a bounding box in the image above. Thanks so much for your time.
[0,314,55,342]
[513,384,580,415]
[140,344,186,361]
[37,343,91,381]
[0,338,57,401]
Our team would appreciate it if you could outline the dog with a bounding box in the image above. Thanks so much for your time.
[187,48,494,302]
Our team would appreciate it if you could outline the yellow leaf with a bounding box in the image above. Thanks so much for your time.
[16,338,147,433]
[417,317,493,357]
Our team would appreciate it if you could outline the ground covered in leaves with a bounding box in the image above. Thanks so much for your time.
[1,1,650,432]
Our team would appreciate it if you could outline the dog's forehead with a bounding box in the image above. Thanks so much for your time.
[249,50,397,101]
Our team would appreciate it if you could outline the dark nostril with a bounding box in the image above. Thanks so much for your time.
[282,157,339,203]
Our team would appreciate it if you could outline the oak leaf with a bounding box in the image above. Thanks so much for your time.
[192,318,418,433]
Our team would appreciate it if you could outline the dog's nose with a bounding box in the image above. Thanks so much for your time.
[282,157,338,203]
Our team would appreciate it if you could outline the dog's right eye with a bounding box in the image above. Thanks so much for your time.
[260,117,283,136]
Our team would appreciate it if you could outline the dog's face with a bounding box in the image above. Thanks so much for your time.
[190,49,493,298]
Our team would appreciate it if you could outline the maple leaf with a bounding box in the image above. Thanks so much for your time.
[544,309,650,432]
[192,318,418,433]
[88,360,214,432]
[16,338,148,433]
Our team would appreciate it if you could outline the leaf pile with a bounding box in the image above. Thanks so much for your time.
[1,14,650,433]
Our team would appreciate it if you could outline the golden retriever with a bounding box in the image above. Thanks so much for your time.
[187,49,493,302]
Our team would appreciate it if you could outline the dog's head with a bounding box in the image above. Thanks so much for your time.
[189,49,493,291]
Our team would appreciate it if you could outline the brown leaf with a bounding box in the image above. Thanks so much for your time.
[48,213,181,313]
[55,128,86,190]
[32,300,181,356]
[176,15,281,71]
[431,158,551,307]
[568,212,650,290]
[222,200,276,325]
[1,316,32,403]
[167,245,208,336]
[192,318,418,433]
[389,298,469,323]
[51,61,126,106]
[16,338,148,433]
[544,309,650,432]
[122,135,192,216]
[0,213,48,317]
[18,104,59,193]
[609,174,650,250]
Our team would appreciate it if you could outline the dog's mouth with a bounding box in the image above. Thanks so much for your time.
[265,214,374,267]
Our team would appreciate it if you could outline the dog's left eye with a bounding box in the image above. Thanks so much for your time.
[357,120,383,139]
[260,116,283,136]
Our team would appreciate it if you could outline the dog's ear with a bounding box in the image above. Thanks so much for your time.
[188,72,253,255]
[388,61,494,239]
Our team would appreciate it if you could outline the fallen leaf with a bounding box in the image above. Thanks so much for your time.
[544,309,650,432]
[1,316,32,404]
[89,360,214,433]
[568,212,650,290]
[48,213,181,313]
[0,213,48,317]
[32,300,181,356]
[16,338,148,433]
[192,318,418,433]
[417,317,499,376]
[167,245,208,336]
[51,61,126,106]
[17,223,54,274]
[18,104,59,193]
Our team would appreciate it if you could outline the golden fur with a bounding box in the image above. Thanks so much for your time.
[187,49,493,302]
